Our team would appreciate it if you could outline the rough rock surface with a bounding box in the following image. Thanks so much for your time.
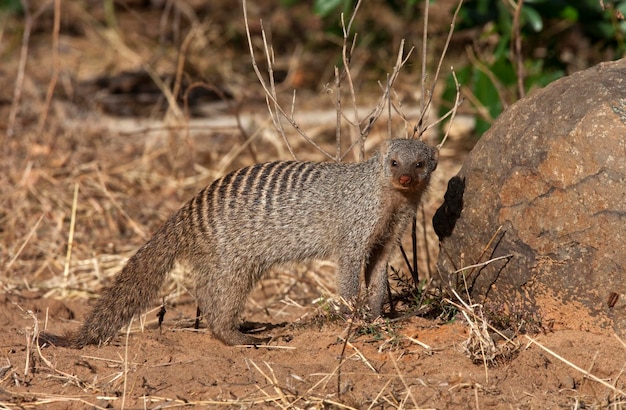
[435,58,626,335]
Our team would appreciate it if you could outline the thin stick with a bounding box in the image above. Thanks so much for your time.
[511,0,526,99]
[241,0,333,160]
[420,205,432,279]
[99,27,184,120]
[96,170,147,239]
[389,352,418,408]
[334,66,342,162]
[399,243,413,274]
[260,21,290,157]
[24,331,31,378]
[234,344,295,350]
[37,0,61,136]
[172,24,198,110]
[5,213,44,272]
[30,310,88,388]
[367,378,394,410]
[525,335,626,397]
[266,362,291,406]
[614,333,626,350]
[337,318,355,399]
[474,386,480,410]
[452,254,513,275]
[415,0,465,138]
[248,359,291,407]
[405,335,431,350]
[467,225,505,280]
[351,40,413,158]
[412,214,418,283]
[438,69,462,150]
[345,340,377,373]
[63,183,80,291]
[291,359,344,407]
[7,0,34,141]
[386,73,392,138]
[446,291,517,346]
[340,2,363,158]
[121,318,132,410]
[419,0,430,128]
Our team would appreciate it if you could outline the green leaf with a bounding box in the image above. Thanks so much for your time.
[522,6,543,32]
[313,0,346,17]
[491,55,517,86]
[559,6,579,22]
[0,0,22,13]
[474,70,502,115]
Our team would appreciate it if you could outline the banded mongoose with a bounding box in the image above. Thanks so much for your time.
[48,138,437,347]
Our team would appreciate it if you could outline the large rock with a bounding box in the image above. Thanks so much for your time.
[435,59,626,335]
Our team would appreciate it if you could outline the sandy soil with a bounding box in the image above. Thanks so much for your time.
[2,290,626,409]
[1,1,625,409]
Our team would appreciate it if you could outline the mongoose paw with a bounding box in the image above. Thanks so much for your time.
[216,330,270,346]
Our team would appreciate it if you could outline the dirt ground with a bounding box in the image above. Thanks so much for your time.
[1,1,625,409]
[2,292,626,409]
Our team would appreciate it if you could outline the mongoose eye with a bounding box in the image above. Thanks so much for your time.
[390,160,398,167]
[415,162,423,169]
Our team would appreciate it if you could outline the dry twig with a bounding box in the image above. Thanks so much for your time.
[525,335,626,397]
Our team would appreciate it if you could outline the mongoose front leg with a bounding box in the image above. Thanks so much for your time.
[364,243,394,318]
[336,254,363,313]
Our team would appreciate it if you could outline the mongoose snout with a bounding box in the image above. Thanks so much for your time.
[398,175,413,186]
[44,138,437,348]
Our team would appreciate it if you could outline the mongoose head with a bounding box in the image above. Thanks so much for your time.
[381,139,438,193]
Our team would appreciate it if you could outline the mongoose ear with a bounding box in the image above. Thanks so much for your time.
[378,140,391,165]
[431,147,439,171]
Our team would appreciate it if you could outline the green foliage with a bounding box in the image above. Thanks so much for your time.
[304,0,422,18]
[279,0,354,18]
[443,0,626,137]
[313,0,351,17]
[0,0,22,14]
[357,319,402,347]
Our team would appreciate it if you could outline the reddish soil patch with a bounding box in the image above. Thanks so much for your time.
[3,291,625,409]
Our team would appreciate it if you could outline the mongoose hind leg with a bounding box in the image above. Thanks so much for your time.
[195,265,269,346]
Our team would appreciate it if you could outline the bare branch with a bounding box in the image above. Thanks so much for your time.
[242,0,333,160]
[414,0,465,139]
[511,0,526,99]
[340,6,362,160]
[438,68,463,149]
[37,0,61,137]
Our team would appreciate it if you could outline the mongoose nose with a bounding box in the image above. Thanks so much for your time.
[399,175,412,186]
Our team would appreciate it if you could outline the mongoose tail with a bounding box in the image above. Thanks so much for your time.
[41,218,179,348]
